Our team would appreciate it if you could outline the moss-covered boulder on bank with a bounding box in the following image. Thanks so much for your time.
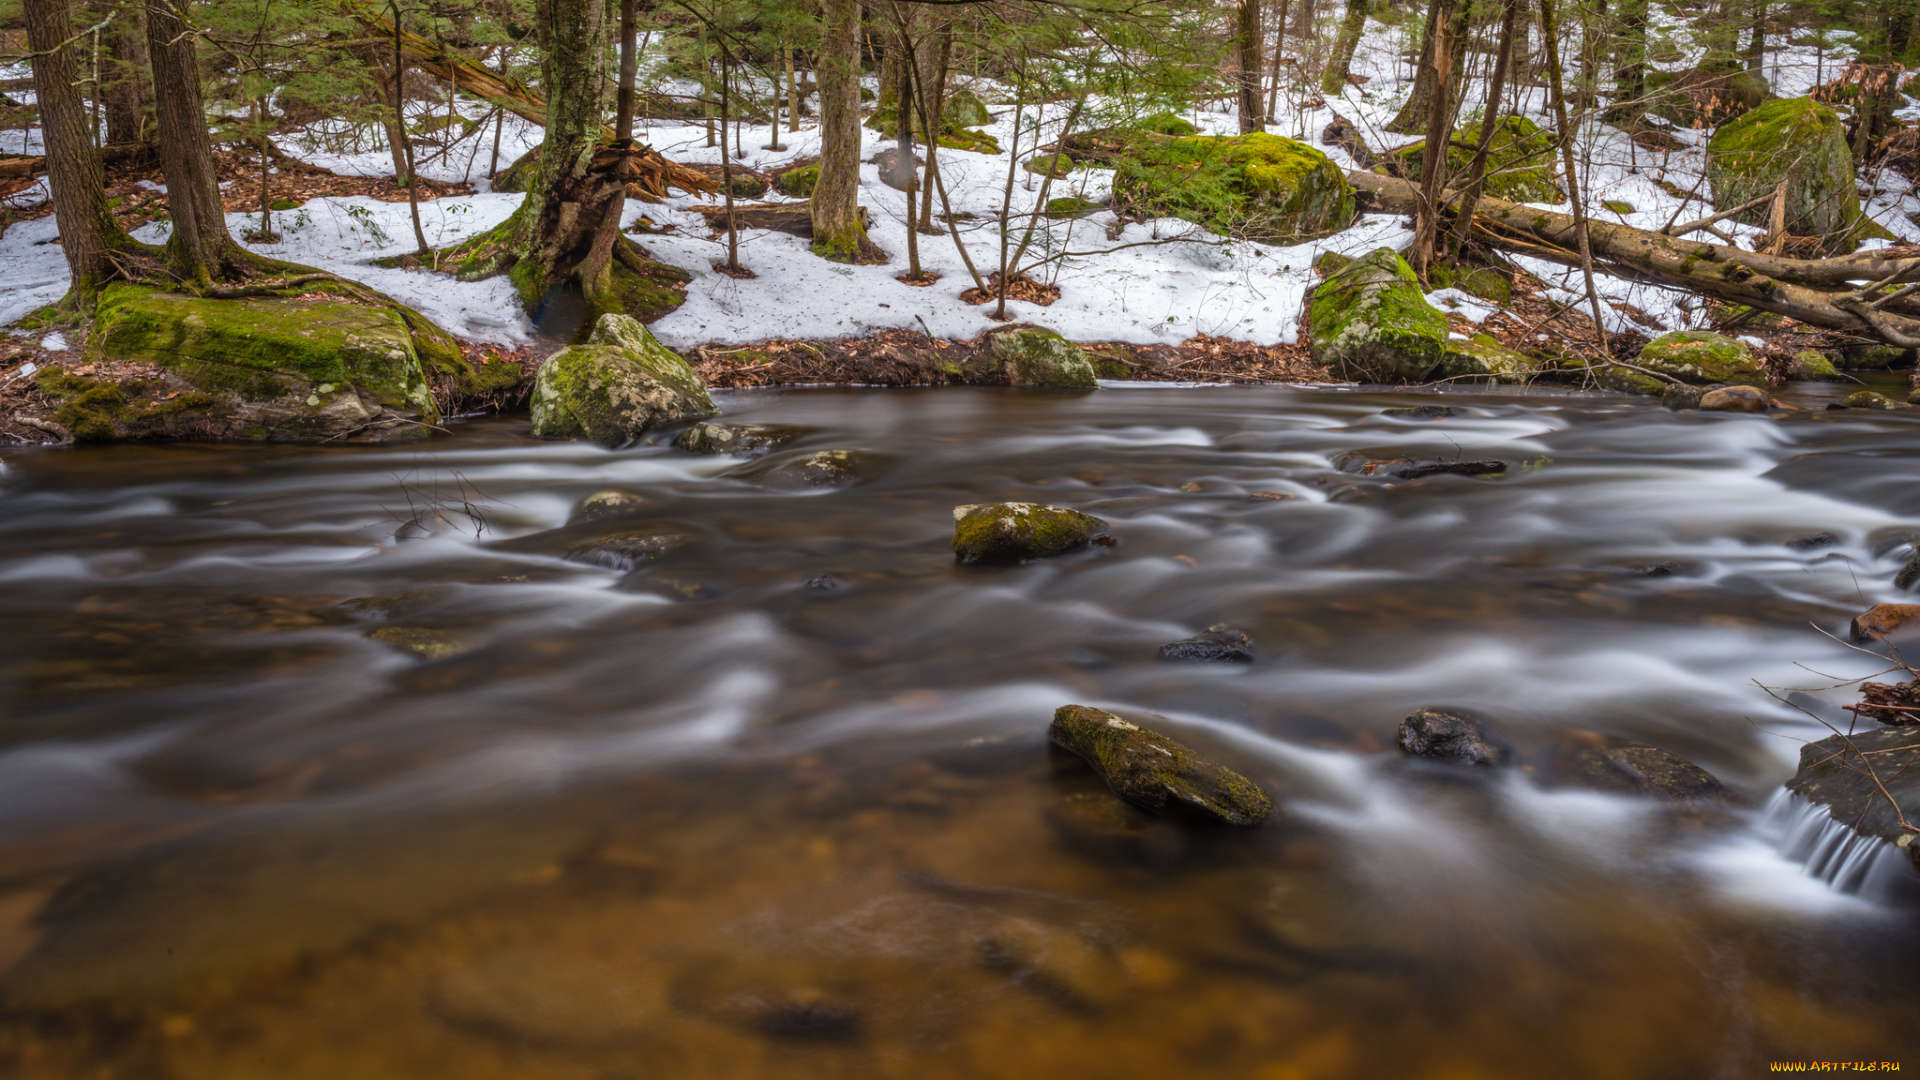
[773,162,819,198]
[981,326,1099,389]
[1049,705,1273,825]
[943,88,992,129]
[1441,332,1533,382]
[1635,330,1765,385]
[1112,133,1355,244]
[1388,115,1561,204]
[529,314,716,445]
[1309,248,1449,382]
[79,283,440,442]
[1706,97,1861,254]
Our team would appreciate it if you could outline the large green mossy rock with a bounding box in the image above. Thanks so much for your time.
[529,314,715,445]
[1111,133,1355,244]
[84,283,440,442]
[1309,248,1449,382]
[952,502,1106,564]
[1388,115,1561,204]
[981,326,1098,389]
[1441,332,1533,382]
[943,88,992,128]
[1707,97,1861,254]
[1635,330,1765,385]
[773,163,819,198]
[1787,726,1920,871]
[1049,705,1273,825]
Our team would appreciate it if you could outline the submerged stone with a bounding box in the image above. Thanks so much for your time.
[1336,452,1507,479]
[1049,704,1273,825]
[1842,391,1899,410]
[674,421,802,457]
[529,314,716,446]
[1310,248,1449,383]
[563,527,692,571]
[366,625,475,660]
[952,502,1107,564]
[729,448,873,489]
[1699,385,1770,412]
[1397,707,1514,767]
[1849,603,1920,643]
[1546,732,1731,805]
[1786,725,1920,870]
[1158,625,1255,663]
[1382,405,1459,420]
[567,489,648,525]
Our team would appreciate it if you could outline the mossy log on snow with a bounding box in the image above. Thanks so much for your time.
[1049,705,1274,825]
[1346,169,1920,350]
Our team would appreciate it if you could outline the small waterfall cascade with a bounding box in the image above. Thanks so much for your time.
[1760,788,1919,903]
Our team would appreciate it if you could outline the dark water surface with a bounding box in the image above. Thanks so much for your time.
[0,383,1916,1078]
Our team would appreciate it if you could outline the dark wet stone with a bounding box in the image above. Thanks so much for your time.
[1786,532,1838,551]
[1699,385,1769,412]
[728,448,873,490]
[952,502,1107,565]
[1626,562,1680,577]
[1396,707,1514,767]
[673,421,802,457]
[1336,453,1506,480]
[1382,405,1458,419]
[1048,705,1273,825]
[564,527,692,571]
[1896,549,1920,590]
[1158,625,1254,663]
[1849,603,1920,643]
[335,589,440,622]
[566,490,648,525]
[366,626,475,659]
[1662,383,1705,410]
[1545,732,1731,805]
[754,998,864,1041]
[1787,725,1920,870]
[807,574,843,590]
[1825,402,1850,411]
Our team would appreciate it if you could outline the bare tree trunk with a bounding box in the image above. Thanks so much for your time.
[1410,5,1459,279]
[894,9,921,279]
[720,47,741,273]
[1388,0,1467,135]
[1236,0,1264,132]
[1267,0,1292,122]
[916,24,950,235]
[811,0,884,262]
[26,0,140,305]
[1606,0,1648,123]
[145,0,244,283]
[786,49,800,134]
[1537,0,1608,355]
[615,0,638,140]
[99,0,151,147]
[1322,0,1366,95]
[1452,0,1518,251]
[389,0,430,257]
[1743,0,1765,74]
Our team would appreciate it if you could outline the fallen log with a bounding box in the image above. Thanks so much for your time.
[0,143,155,182]
[692,201,871,238]
[1350,169,1920,347]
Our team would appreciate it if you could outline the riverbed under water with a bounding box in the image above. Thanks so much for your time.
[0,381,1916,1078]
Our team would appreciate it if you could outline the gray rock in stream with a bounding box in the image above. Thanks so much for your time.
[1787,725,1920,870]
[1544,732,1732,806]
[728,448,875,490]
[564,527,693,571]
[1396,708,1514,767]
[1158,625,1255,664]
[674,421,803,458]
[1049,705,1273,825]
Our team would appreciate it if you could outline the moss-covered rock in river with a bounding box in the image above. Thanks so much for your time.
[1546,732,1732,806]
[78,283,440,442]
[773,162,819,198]
[952,502,1107,564]
[1441,332,1533,382]
[1706,97,1861,254]
[567,490,648,525]
[1049,705,1273,825]
[1388,116,1561,204]
[674,421,802,457]
[1112,133,1354,244]
[1309,248,1449,382]
[727,448,874,490]
[981,326,1099,389]
[1635,330,1764,385]
[529,314,716,445]
[1787,725,1920,871]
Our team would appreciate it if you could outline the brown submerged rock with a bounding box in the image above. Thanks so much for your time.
[1849,602,1920,643]
[1048,705,1273,825]
[1546,732,1731,805]
[1397,707,1514,767]
[1699,385,1769,412]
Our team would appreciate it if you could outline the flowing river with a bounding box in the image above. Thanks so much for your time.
[0,380,1916,1077]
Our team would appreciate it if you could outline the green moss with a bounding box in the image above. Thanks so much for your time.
[269,199,301,212]
[34,370,223,442]
[1425,262,1511,305]
[1707,98,1859,254]
[530,315,716,445]
[1440,332,1533,382]
[1636,330,1765,385]
[984,327,1099,389]
[943,89,992,129]
[1389,116,1561,204]
[1023,152,1078,178]
[1309,248,1449,382]
[589,256,691,330]
[937,128,1002,154]
[1602,199,1635,214]
[1044,196,1103,219]
[952,502,1106,563]
[1136,110,1198,137]
[89,283,438,429]
[1048,705,1273,825]
[1112,133,1354,244]
[774,162,819,198]
[1792,350,1841,381]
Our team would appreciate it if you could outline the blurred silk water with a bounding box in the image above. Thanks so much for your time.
[0,380,1915,1078]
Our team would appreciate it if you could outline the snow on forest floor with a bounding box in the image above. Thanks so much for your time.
[5,25,1920,355]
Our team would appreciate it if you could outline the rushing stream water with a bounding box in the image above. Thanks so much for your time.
[0,381,1916,1077]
